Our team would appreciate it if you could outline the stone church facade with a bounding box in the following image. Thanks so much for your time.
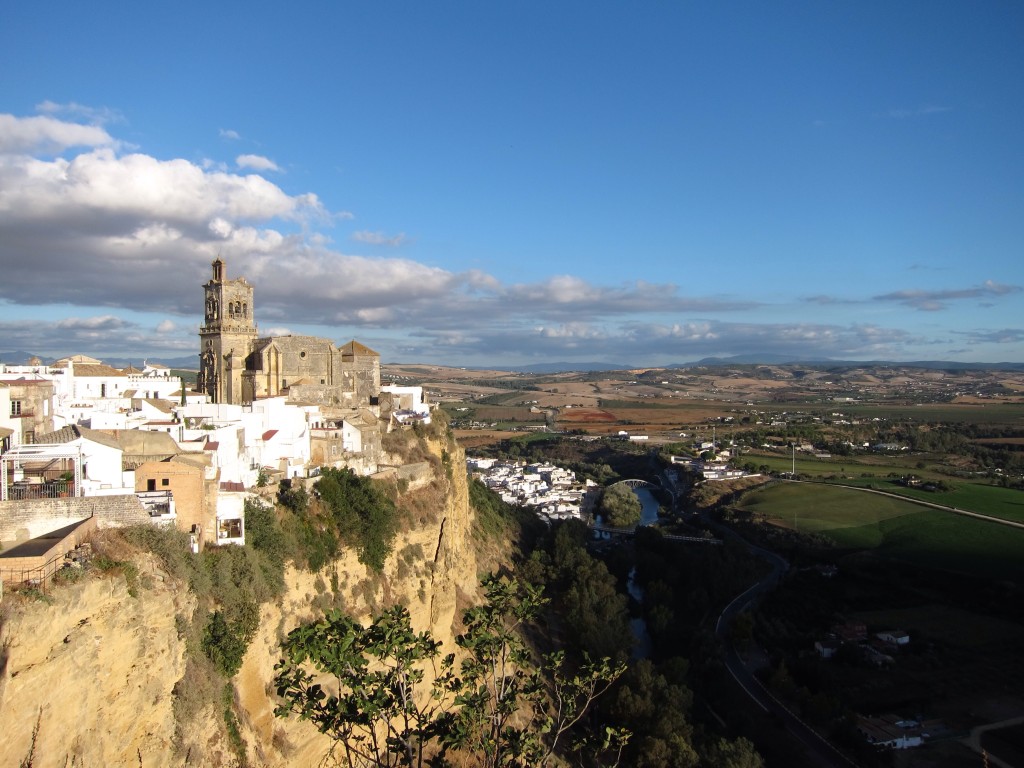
[197,259,380,407]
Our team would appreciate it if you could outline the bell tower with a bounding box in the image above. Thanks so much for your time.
[198,258,258,404]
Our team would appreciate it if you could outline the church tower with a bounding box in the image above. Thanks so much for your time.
[198,259,258,404]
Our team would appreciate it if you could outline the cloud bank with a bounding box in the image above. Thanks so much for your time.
[0,110,1019,365]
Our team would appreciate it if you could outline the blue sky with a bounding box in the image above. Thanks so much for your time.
[1,2,1022,366]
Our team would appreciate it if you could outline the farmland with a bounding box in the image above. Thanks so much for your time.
[735,481,1024,581]
[411,359,1024,765]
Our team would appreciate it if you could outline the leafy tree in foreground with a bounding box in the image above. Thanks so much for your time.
[273,574,628,768]
[274,604,453,767]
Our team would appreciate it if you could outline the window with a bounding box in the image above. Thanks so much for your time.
[147,479,156,492]
[11,400,21,416]
[162,478,169,487]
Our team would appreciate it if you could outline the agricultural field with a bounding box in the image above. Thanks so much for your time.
[736,482,1024,581]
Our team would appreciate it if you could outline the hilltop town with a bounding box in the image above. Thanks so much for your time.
[1,260,432,557]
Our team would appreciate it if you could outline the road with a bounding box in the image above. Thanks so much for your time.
[712,523,859,768]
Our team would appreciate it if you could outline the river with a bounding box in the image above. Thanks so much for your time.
[634,487,661,527]
[626,486,661,658]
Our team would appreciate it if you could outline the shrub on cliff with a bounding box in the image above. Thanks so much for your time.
[315,467,398,573]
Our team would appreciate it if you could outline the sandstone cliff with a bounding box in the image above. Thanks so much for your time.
[0,434,479,767]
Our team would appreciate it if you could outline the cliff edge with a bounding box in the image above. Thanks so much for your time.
[0,431,479,767]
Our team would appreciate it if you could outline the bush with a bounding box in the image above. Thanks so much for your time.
[315,467,398,573]
[202,602,259,676]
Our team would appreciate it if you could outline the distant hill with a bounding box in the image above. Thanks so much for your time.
[4,350,1021,374]
[672,355,1024,372]
[475,357,1024,373]
[486,361,636,374]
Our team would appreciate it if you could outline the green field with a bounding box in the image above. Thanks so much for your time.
[746,451,1024,523]
[845,480,1024,523]
[738,482,916,531]
[748,451,919,478]
[737,482,1024,581]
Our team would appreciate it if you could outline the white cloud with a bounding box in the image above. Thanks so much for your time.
[352,230,407,247]
[156,319,176,333]
[55,315,128,330]
[220,128,241,140]
[35,101,123,125]
[236,154,281,172]
[0,113,114,154]
[873,281,1021,311]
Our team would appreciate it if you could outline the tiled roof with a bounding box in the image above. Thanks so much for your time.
[71,364,128,377]
[339,339,380,357]
[34,425,82,444]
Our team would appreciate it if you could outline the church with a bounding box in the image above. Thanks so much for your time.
[197,259,380,407]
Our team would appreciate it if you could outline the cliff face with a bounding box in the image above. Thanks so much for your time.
[0,434,478,767]
[0,553,196,766]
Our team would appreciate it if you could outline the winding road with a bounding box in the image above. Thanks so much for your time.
[712,524,859,768]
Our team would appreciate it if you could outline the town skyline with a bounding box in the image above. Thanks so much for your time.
[1,3,1022,366]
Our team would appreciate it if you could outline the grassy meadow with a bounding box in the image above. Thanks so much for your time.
[736,482,1024,582]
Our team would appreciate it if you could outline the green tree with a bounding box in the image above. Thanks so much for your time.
[701,736,764,768]
[203,601,259,676]
[611,659,698,768]
[274,605,453,767]
[273,575,627,768]
[599,484,642,528]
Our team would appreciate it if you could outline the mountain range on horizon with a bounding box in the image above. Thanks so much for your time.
[4,351,1023,375]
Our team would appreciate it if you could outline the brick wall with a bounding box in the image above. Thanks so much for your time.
[135,460,209,540]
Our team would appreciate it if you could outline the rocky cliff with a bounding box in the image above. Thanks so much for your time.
[0,434,479,766]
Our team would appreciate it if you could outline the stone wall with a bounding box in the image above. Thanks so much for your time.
[0,516,97,583]
[0,495,150,546]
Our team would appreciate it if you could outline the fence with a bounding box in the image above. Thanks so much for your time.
[0,550,74,594]
[5,481,75,501]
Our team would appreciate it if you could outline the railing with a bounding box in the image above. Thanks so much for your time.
[6,482,75,500]
[0,550,71,593]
